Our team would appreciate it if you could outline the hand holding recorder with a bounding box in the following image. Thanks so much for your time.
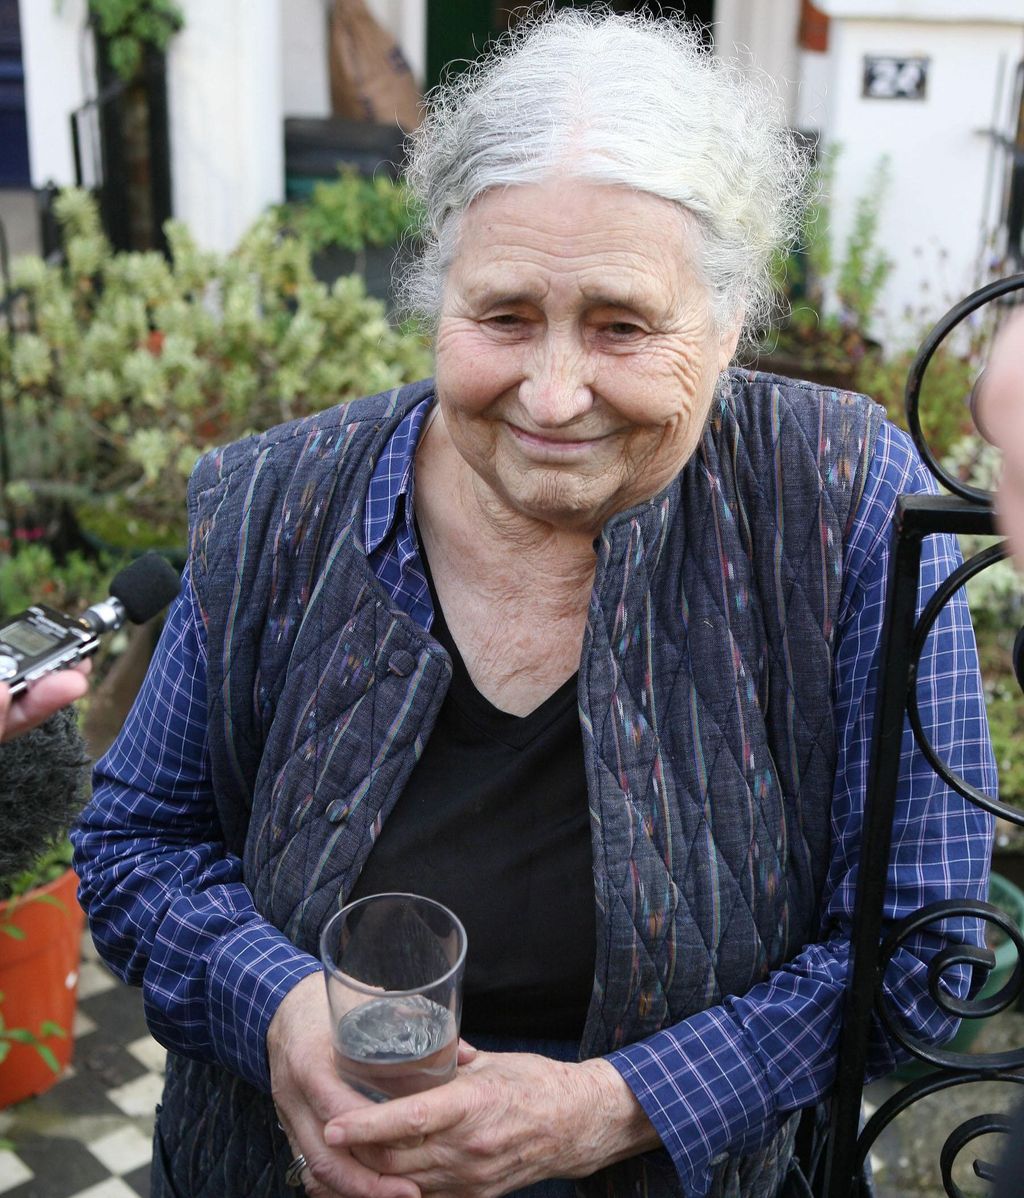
[0,552,180,743]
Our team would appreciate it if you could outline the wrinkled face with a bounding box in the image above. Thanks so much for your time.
[433,177,740,533]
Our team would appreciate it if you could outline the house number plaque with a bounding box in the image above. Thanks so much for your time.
[862,56,929,100]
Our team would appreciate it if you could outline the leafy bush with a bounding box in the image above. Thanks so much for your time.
[0,544,113,618]
[856,343,978,463]
[282,170,421,254]
[88,0,185,81]
[760,150,893,375]
[1,189,434,550]
[950,440,1024,812]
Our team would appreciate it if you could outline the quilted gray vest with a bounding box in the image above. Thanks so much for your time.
[152,370,881,1198]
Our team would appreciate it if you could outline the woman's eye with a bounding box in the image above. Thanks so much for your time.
[604,321,645,339]
[484,313,525,329]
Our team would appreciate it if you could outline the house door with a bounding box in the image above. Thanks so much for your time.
[426,1,715,92]
[0,0,31,188]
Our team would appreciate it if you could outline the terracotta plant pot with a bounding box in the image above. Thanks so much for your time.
[0,867,85,1108]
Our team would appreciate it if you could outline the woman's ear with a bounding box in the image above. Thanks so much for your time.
[717,319,743,371]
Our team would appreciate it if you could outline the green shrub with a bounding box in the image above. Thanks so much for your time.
[954,441,1024,811]
[282,170,421,254]
[855,344,977,463]
[88,0,185,81]
[761,149,892,372]
[1,188,434,550]
[0,544,113,618]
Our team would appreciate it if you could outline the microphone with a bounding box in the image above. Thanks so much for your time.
[0,553,182,699]
[78,553,182,634]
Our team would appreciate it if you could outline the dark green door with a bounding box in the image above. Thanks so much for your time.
[426,2,715,92]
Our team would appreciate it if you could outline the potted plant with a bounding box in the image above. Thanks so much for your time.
[0,845,84,1109]
[278,168,422,309]
[87,0,185,254]
[0,710,91,1110]
[88,0,184,86]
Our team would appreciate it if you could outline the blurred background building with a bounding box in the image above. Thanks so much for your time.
[1,0,1022,345]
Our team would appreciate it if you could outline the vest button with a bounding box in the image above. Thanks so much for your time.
[387,650,417,677]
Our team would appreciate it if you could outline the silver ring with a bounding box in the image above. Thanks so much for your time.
[285,1153,308,1188]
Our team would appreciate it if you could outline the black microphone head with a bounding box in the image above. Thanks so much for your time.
[108,553,182,624]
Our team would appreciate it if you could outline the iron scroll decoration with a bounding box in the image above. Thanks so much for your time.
[905,272,1024,502]
[817,273,1024,1198]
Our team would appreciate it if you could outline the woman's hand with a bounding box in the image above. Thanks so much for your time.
[267,972,422,1198]
[322,1050,660,1197]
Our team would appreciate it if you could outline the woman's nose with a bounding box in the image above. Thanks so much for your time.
[519,336,594,426]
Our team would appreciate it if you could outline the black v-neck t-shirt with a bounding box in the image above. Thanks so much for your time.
[347,572,596,1041]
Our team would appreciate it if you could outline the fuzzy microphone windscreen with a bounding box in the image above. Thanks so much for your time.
[109,552,181,625]
[0,706,90,895]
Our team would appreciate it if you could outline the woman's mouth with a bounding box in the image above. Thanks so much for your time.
[507,424,611,457]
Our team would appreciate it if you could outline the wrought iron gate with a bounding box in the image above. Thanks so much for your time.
[807,273,1024,1196]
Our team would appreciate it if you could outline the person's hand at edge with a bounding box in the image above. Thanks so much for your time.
[0,662,91,744]
[978,308,1024,559]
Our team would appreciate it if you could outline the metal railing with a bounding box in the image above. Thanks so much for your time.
[814,273,1024,1196]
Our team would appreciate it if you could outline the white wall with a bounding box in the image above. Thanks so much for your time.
[820,0,1024,21]
[282,0,331,116]
[167,0,284,254]
[18,0,93,188]
[714,0,802,123]
[820,16,1023,344]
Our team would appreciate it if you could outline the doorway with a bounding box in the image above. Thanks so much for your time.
[426,1,715,92]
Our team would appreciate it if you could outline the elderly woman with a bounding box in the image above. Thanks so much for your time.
[72,10,995,1198]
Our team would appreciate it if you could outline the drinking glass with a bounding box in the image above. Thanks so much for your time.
[320,892,468,1102]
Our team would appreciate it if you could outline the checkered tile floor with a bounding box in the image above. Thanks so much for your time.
[0,934,164,1198]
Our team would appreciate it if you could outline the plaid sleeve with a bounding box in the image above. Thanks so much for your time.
[71,564,322,1093]
[606,422,997,1195]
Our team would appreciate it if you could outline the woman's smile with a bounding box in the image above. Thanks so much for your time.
[505,422,616,457]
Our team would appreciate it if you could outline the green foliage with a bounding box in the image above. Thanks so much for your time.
[0,997,66,1076]
[1,189,434,550]
[971,592,1024,813]
[0,841,75,909]
[835,158,893,331]
[282,171,421,254]
[88,0,184,81]
[949,440,1024,811]
[856,344,978,463]
[986,675,1024,813]
[0,545,112,617]
[761,148,893,375]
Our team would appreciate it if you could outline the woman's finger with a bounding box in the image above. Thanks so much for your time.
[324,1088,460,1150]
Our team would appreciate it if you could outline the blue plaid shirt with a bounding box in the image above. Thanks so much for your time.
[73,401,996,1194]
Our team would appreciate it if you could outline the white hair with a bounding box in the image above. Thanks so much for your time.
[397,6,810,344]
